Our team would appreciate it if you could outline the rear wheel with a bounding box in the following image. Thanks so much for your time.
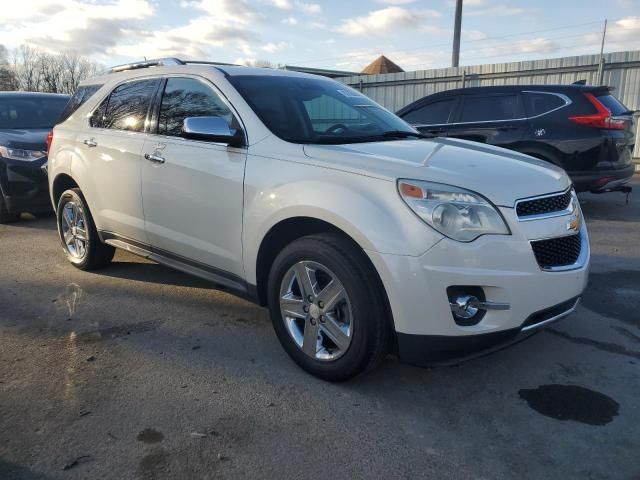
[56,188,114,270]
[267,233,389,381]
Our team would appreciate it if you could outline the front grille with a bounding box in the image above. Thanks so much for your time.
[516,189,572,218]
[531,233,582,269]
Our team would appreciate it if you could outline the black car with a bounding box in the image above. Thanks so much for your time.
[0,92,69,222]
[397,84,636,193]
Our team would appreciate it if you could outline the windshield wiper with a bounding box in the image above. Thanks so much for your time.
[380,131,426,139]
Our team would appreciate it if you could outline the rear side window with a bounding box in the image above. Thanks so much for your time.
[58,84,102,123]
[523,92,566,117]
[596,94,630,116]
[402,99,455,125]
[460,94,522,122]
[90,78,159,132]
[158,77,236,137]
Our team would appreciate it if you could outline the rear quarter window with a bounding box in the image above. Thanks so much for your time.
[58,84,103,123]
[523,92,566,117]
[596,94,630,116]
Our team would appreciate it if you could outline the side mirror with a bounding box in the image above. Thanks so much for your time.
[182,116,244,147]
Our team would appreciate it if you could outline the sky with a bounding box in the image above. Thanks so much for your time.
[1,0,639,73]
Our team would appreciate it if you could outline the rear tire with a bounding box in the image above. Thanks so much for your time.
[267,233,389,381]
[56,188,114,270]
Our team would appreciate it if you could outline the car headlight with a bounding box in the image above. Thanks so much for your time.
[0,146,46,161]
[398,179,510,242]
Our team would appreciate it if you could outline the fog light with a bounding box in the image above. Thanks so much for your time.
[450,295,481,320]
[448,290,511,327]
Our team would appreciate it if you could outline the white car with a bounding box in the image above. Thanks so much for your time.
[48,59,589,381]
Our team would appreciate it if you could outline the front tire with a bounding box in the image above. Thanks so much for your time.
[56,188,114,270]
[267,233,390,381]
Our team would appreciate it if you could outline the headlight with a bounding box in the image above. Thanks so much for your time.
[0,146,46,161]
[398,179,510,242]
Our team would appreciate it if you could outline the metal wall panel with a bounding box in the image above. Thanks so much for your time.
[338,51,640,158]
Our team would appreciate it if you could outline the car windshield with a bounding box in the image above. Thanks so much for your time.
[228,75,419,144]
[0,97,69,129]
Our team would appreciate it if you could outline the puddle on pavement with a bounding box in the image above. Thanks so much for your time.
[519,384,619,426]
[581,270,640,325]
[137,428,164,444]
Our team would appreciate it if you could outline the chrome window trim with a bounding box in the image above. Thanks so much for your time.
[520,297,580,332]
[514,187,575,221]
[410,91,572,128]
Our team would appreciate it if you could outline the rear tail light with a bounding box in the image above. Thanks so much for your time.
[569,92,628,130]
[46,131,53,155]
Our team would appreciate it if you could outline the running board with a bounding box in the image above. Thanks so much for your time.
[102,232,253,299]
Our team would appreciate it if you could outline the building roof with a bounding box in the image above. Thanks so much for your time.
[361,55,404,75]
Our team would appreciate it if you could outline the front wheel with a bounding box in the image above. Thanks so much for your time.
[267,233,390,381]
[56,188,115,270]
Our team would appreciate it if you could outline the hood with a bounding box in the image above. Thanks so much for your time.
[0,129,50,150]
[303,137,570,207]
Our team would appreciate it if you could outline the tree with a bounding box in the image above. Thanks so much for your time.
[0,44,18,91]
[9,45,100,94]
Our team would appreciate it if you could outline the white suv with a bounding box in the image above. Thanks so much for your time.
[48,59,589,380]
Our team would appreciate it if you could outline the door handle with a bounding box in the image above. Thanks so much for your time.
[144,153,165,164]
[83,138,97,147]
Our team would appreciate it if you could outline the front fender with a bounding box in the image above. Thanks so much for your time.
[242,155,442,284]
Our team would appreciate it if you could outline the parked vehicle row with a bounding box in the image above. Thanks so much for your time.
[45,59,589,380]
[0,92,69,222]
[397,84,635,194]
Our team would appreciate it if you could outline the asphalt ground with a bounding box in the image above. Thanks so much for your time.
[0,177,638,479]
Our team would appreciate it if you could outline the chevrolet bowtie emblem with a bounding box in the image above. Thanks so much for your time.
[567,209,582,233]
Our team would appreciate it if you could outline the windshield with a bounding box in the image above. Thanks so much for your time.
[228,75,419,144]
[0,97,69,129]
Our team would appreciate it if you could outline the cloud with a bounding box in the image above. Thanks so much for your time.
[271,0,320,14]
[375,0,416,4]
[337,7,440,36]
[465,3,531,16]
[180,0,258,23]
[582,16,640,51]
[282,16,298,24]
[262,41,290,53]
[0,0,154,56]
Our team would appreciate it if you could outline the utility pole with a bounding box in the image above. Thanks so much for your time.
[452,0,463,67]
[597,19,607,85]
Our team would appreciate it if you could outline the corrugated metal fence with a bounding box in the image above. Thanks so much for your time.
[338,50,640,159]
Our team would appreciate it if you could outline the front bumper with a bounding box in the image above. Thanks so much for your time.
[366,204,590,365]
[0,156,51,215]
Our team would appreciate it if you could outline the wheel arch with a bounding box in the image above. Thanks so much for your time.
[51,173,80,212]
[253,216,397,346]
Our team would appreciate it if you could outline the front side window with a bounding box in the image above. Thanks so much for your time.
[228,75,417,144]
[90,78,159,132]
[460,94,522,122]
[158,77,236,137]
[401,99,455,125]
[0,96,68,129]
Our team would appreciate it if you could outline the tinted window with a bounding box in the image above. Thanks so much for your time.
[158,77,236,137]
[460,95,522,122]
[302,94,364,133]
[228,75,415,144]
[596,94,630,116]
[0,96,68,129]
[91,79,159,132]
[523,92,565,116]
[402,99,455,125]
[59,84,103,123]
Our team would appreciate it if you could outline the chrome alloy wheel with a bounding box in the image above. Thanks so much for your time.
[60,201,88,259]
[279,261,353,361]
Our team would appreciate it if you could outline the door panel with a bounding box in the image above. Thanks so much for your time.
[81,78,160,242]
[141,76,246,278]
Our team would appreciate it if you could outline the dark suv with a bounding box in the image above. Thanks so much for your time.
[0,92,69,222]
[397,85,636,193]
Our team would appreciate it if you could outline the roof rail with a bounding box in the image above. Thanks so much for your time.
[108,58,240,74]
